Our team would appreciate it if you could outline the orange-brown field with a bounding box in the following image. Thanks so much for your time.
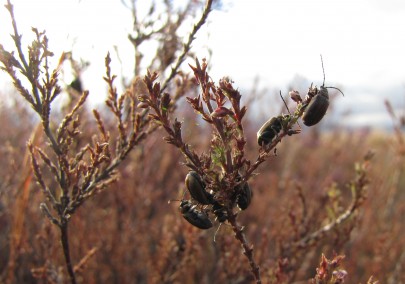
[0,96,404,283]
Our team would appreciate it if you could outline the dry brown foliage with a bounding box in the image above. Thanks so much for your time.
[1,0,404,283]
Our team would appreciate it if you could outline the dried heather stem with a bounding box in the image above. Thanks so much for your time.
[73,247,98,274]
[293,152,371,250]
[227,211,261,283]
[57,90,89,143]
[60,222,76,284]
[4,0,41,105]
[160,0,213,93]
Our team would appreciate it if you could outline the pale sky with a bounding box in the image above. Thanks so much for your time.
[1,0,405,128]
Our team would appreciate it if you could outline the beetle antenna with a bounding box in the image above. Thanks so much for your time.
[213,223,221,242]
[320,54,326,86]
[320,55,345,97]
[325,86,345,97]
[168,189,188,204]
[279,91,291,115]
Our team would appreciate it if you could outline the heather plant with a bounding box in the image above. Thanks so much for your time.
[309,254,378,284]
[138,56,372,282]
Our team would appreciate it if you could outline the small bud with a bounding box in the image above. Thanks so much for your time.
[40,203,60,226]
[332,270,348,283]
[161,93,171,110]
[132,76,148,96]
[210,107,233,118]
[289,90,302,103]
[137,101,149,109]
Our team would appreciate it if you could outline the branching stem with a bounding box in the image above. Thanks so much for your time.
[160,0,213,93]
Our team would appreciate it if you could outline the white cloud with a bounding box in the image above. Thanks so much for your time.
[1,0,405,127]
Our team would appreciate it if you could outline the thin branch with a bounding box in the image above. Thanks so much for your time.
[5,0,41,107]
[160,0,213,93]
[227,210,261,283]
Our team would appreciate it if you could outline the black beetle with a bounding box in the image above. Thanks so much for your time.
[179,200,213,229]
[212,201,228,223]
[236,182,252,210]
[302,86,329,126]
[302,56,344,127]
[185,171,214,205]
[257,116,283,146]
